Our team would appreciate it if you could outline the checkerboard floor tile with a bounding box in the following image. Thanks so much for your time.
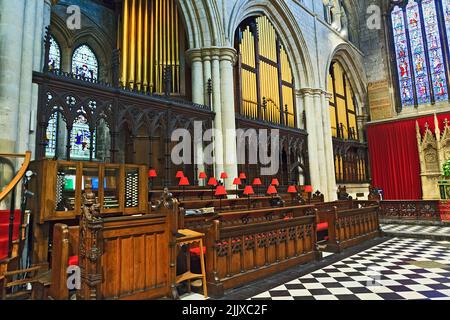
[250,238,450,300]
[381,224,450,237]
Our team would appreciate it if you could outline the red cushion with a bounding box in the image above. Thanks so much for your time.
[189,247,206,256]
[317,222,329,232]
[68,256,79,266]
[0,238,9,261]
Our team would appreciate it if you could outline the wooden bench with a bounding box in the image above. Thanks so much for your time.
[317,205,381,253]
[205,212,320,298]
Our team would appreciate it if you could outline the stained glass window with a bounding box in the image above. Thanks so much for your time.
[391,0,450,108]
[45,113,58,157]
[70,113,96,160]
[71,45,98,80]
[49,36,61,71]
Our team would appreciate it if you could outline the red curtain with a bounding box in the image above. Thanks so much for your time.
[367,113,450,200]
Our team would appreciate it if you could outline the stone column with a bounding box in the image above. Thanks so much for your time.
[219,48,238,190]
[211,49,225,179]
[299,89,321,192]
[0,0,26,153]
[322,91,338,201]
[313,90,328,198]
[187,49,205,184]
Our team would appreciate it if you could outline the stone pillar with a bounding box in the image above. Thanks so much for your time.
[322,92,338,201]
[313,91,328,198]
[219,48,238,190]
[300,89,321,192]
[211,50,225,179]
[187,49,205,184]
[0,0,26,153]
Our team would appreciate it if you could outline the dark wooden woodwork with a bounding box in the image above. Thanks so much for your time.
[378,200,441,222]
[317,204,381,253]
[205,214,320,298]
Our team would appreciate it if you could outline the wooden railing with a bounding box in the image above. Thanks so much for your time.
[378,200,441,222]
[317,205,381,253]
[205,213,320,298]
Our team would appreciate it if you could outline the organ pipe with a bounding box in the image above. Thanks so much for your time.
[120,0,181,94]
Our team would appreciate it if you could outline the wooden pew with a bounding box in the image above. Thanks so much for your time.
[205,211,320,298]
[317,205,381,253]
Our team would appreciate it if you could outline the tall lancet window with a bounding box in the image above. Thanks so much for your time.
[71,45,99,80]
[235,16,297,128]
[49,36,61,72]
[390,0,450,109]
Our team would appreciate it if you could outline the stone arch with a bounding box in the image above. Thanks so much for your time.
[326,43,368,117]
[177,0,225,48]
[227,0,315,88]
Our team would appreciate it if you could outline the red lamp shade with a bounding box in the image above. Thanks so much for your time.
[304,185,313,193]
[271,178,280,186]
[253,178,262,186]
[199,172,207,179]
[215,185,227,196]
[233,178,242,186]
[176,171,185,179]
[179,177,190,186]
[208,177,218,186]
[239,173,247,179]
[220,172,228,179]
[267,185,278,195]
[148,169,157,178]
[287,185,298,194]
[243,186,255,196]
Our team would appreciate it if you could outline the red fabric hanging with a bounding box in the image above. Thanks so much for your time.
[367,113,450,200]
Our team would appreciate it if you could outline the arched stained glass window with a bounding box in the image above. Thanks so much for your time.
[390,0,450,109]
[49,36,61,71]
[70,113,96,160]
[71,45,98,80]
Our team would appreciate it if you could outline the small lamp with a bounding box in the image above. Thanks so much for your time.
[287,185,298,204]
[243,185,255,209]
[220,172,228,187]
[199,172,207,187]
[179,176,190,200]
[271,178,280,187]
[267,185,278,199]
[253,178,262,196]
[208,177,218,199]
[215,185,228,211]
[304,185,313,202]
[148,169,157,189]
[239,173,247,185]
[233,177,242,195]
[176,171,185,179]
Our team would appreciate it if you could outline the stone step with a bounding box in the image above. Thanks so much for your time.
[381,224,450,242]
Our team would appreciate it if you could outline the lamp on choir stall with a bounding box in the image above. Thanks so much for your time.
[220,172,228,187]
[271,178,280,187]
[239,173,247,185]
[176,171,185,179]
[215,185,227,211]
[179,176,190,200]
[243,185,255,209]
[304,185,313,202]
[148,169,157,189]
[199,172,207,186]
[288,185,298,204]
[233,178,242,195]
[208,177,218,199]
[253,178,262,196]
[267,185,278,199]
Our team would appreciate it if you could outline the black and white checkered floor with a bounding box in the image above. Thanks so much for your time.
[250,238,450,300]
[382,224,450,238]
